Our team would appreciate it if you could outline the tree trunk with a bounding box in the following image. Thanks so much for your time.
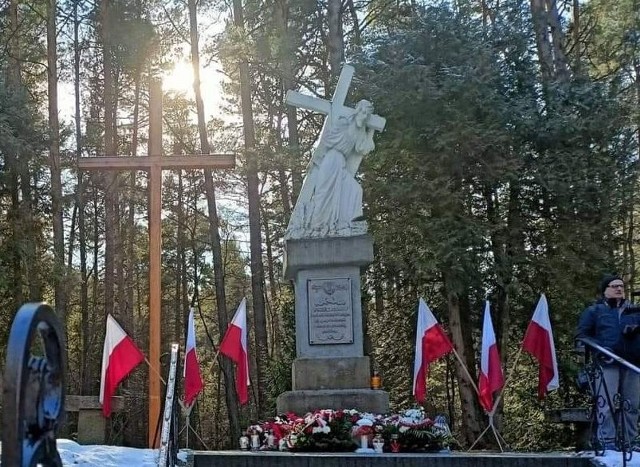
[625,57,640,291]
[20,163,39,301]
[11,3,39,301]
[345,0,361,48]
[482,185,511,359]
[126,68,142,327]
[47,0,66,325]
[101,0,116,318]
[274,0,301,209]
[74,0,90,394]
[230,0,269,417]
[572,0,581,74]
[327,0,344,78]
[530,0,569,82]
[443,274,484,447]
[530,0,554,82]
[7,0,24,310]
[545,0,569,80]
[262,211,278,313]
[174,144,185,345]
[187,0,241,442]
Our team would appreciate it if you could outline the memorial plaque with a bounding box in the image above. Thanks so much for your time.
[307,278,353,344]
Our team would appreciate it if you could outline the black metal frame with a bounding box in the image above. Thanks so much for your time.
[578,337,637,466]
[1,302,66,467]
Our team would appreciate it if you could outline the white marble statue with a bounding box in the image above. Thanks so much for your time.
[285,66,386,239]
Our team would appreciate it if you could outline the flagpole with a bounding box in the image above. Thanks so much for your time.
[145,357,167,386]
[183,401,194,449]
[490,345,525,414]
[208,349,221,374]
[451,348,480,395]
[468,412,507,452]
[177,398,211,450]
[469,346,523,452]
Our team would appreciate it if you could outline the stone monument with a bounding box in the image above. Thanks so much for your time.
[277,65,389,415]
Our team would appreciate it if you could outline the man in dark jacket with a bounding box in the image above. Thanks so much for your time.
[576,275,640,451]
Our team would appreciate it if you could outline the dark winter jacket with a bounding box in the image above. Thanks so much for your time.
[576,299,640,364]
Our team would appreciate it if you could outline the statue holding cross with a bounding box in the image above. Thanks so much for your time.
[285,65,386,240]
[279,65,390,416]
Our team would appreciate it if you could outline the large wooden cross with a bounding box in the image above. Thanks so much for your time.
[78,80,234,448]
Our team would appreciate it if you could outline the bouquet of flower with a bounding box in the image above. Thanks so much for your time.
[380,408,453,452]
[284,409,357,452]
[241,408,452,453]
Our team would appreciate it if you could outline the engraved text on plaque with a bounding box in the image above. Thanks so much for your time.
[307,278,353,345]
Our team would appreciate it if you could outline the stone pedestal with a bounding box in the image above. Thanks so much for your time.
[277,389,389,415]
[278,235,389,415]
[66,395,124,444]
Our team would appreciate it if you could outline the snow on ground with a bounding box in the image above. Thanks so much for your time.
[54,440,640,467]
[589,449,640,467]
[57,439,188,466]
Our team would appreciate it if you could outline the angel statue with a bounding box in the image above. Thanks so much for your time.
[286,99,379,239]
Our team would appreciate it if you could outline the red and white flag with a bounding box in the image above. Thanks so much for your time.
[183,308,204,406]
[100,314,145,417]
[478,301,504,413]
[522,293,559,399]
[413,298,454,404]
[219,298,249,405]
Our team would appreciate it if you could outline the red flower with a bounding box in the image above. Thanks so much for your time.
[355,425,373,436]
[272,424,288,440]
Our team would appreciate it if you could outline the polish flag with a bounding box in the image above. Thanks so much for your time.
[478,301,504,413]
[100,314,145,417]
[183,308,204,406]
[522,294,559,399]
[413,298,454,404]
[219,298,249,405]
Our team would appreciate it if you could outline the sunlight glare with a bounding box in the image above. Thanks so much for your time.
[162,61,195,93]
[161,59,226,121]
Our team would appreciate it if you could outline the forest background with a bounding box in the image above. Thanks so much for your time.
[0,0,637,452]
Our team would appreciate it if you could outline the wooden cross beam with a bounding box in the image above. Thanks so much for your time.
[77,79,234,448]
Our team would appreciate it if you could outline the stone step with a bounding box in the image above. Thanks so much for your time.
[193,451,594,467]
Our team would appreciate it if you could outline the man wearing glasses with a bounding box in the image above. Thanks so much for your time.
[576,275,640,452]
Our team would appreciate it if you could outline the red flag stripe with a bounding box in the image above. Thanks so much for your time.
[183,309,204,406]
[478,301,504,413]
[100,315,145,417]
[479,344,502,412]
[522,322,556,398]
[522,295,559,399]
[219,298,249,405]
[423,325,454,363]
[413,298,454,404]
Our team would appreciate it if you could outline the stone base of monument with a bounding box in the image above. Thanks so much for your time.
[292,356,371,389]
[276,388,389,415]
[193,451,592,467]
[282,234,390,415]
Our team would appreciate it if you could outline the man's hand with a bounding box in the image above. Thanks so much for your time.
[623,324,640,337]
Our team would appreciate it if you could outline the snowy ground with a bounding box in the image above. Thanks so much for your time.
[57,439,188,466]
[589,449,640,467]
[53,440,640,467]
